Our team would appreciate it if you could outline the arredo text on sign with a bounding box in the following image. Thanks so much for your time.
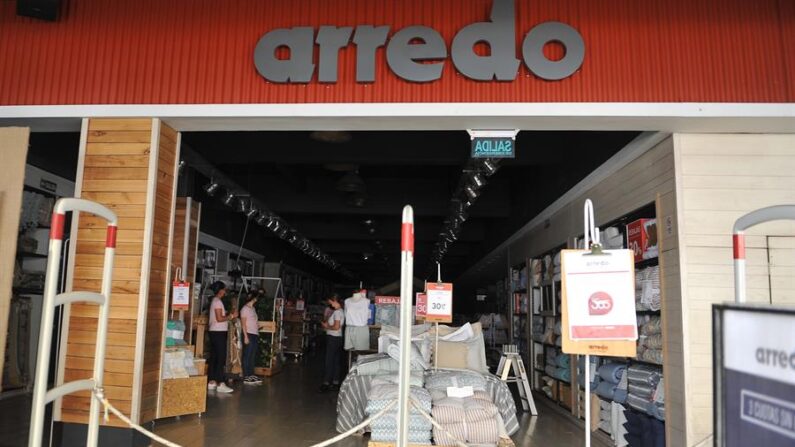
[253,0,585,84]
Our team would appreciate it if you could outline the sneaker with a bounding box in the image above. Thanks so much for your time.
[216,383,234,393]
[207,382,217,391]
[243,377,258,385]
[249,375,263,384]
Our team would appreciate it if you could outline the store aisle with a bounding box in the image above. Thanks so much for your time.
[153,359,607,447]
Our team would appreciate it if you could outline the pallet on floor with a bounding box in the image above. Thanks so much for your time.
[254,364,281,377]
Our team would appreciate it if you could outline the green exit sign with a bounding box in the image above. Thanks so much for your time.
[469,130,518,159]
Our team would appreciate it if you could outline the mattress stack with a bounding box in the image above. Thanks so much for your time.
[626,364,665,421]
[595,362,628,403]
[425,371,500,447]
[635,266,661,311]
[636,316,663,365]
[366,384,433,445]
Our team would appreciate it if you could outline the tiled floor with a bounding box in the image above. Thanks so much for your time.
[152,358,604,447]
[0,358,604,447]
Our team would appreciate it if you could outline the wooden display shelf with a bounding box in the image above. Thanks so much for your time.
[254,358,282,377]
[159,375,207,419]
[258,320,277,333]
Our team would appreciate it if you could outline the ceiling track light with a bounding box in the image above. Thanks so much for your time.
[203,181,220,197]
[222,192,236,207]
[468,171,487,190]
[236,197,250,213]
[246,206,259,219]
[478,158,500,177]
[464,185,480,201]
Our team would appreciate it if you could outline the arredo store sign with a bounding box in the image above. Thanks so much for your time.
[254,0,585,84]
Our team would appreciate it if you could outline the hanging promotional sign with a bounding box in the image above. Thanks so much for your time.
[561,249,637,356]
[416,293,428,320]
[425,283,453,323]
[714,305,795,447]
[172,281,191,311]
[375,296,401,305]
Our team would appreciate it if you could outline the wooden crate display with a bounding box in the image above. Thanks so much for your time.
[159,375,207,418]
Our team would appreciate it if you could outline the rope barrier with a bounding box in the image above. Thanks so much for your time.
[409,397,469,447]
[92,388,183,447]
[308,399,398,447]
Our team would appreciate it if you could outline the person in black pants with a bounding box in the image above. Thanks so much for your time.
[207,281,237,393]
[239,292,262,385]
[319,294,344,392]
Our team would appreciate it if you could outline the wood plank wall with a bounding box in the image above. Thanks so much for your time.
[506,137,687,446]
[674,133,795,445]
[139,123,179,424]
[60,118,179,427]
[0,127,30,392]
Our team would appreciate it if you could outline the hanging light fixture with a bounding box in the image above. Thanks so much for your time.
[478,158,500,177]
[222,192,236,207]
[337,169,366,193]
[236,197,250,213]
[255,212,269,226]
[464,185,480,200]
[468,171,486,190]
[203,181,221,197]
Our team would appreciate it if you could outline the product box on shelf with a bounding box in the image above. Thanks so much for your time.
[627,218,658,262]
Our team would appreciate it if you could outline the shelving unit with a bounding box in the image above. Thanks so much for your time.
[509,261,530,366]
[4,170,73,398]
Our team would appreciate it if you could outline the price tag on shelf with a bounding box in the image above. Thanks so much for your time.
[425,282,453,323]
[172,281,191,311]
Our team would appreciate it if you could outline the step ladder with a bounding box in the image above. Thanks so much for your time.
[496,344,537,415]
[28,198,118,447]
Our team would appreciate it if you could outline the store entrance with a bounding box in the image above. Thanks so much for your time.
[153,128,640,446]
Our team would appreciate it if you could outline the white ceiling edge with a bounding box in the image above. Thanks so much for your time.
[455,131,671,287]
[0,102,792,132]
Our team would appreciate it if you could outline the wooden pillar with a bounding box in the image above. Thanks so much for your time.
[56,118,179,445]
[0,127,31,393]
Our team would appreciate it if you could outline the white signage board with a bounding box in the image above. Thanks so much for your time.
[426,282,453,323]
[562,249,637,341]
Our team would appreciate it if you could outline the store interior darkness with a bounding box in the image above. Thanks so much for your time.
[27,129,639,312]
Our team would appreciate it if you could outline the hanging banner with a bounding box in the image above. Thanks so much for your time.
[416,293,428,320]
[425,282,453,323]
[172,281,191,311]
[561,249,637,356]
[375,296,401,305]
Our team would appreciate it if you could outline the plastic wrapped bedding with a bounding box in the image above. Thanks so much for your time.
[425,370,487,391]
[641,334,664,349]
[367,385,432,412]
[386,342,429,370]
[370,413,432,431]
[371,372,424,388]
[431,396,499,423]
[336,369,520,436]
[640,316,662,335]
[598,362,627,383]
[354,353,399,375]
[433,419,500,446]
[545,365,557,378]
[596,381,617,400]
[648,402,665,421]
[628,383,655,399]
[639,348,664,364]
[371,428,431,444]
[553,367,571,383]
[627,364,662,387]
[555,353,571,368]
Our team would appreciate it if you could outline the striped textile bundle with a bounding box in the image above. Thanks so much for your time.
[371,428,432,444]
[433,419,500,446]
[431,396,499,423]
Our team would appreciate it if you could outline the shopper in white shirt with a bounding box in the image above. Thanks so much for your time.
[239,292,262,385]
[319,293,344,392]
[208,281,237,393]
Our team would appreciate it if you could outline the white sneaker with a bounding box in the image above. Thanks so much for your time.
[207,382,217,391]
[216,383,234,393]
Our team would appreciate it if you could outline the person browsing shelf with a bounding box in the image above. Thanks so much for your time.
[319,293,344,392]
[240,292,262,385]
[208,281,237,394]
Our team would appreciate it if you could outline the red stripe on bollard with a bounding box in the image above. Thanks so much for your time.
[401,223,414,253]
[733,234,745,260]
[106,225,118,248]
[50,213,66,240]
